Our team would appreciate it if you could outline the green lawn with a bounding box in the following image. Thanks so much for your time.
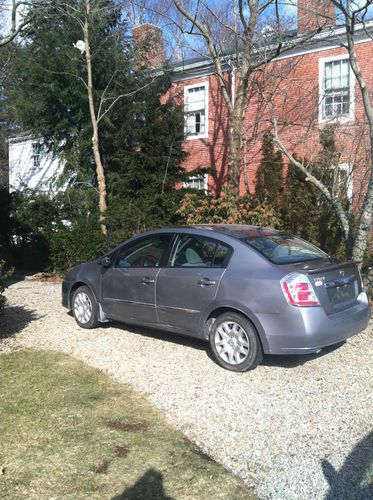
[0,350,253,499]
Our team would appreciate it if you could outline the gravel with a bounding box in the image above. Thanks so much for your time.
[2,278,373,499]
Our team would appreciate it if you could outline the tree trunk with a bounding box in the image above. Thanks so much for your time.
[227,92,246,192]
[351,176,373,262]
[227,114,242,191]
[83,0,107,236]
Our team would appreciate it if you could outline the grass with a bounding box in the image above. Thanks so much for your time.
[0,350,253,499]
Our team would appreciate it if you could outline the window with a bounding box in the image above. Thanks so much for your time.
[184,83,208,138]
[169,234,231,268]
[31,143,42,168]
[116,234,171,268]
[319,56,354,123]
[335,163,353,200]
[244,235,327,265]
[184,173,208,193]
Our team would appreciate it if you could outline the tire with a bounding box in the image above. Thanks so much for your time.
[209,312,263,372]
[72,285,99,329]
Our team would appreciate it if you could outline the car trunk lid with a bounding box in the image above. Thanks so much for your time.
[289,259,362,314]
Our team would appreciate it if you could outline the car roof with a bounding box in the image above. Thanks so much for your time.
[170,224,284,239]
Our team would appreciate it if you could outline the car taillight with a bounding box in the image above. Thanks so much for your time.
[281,272,320,307]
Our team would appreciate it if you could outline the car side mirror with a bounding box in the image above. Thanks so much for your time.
[99,255,111,268]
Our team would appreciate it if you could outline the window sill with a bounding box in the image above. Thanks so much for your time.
[185,132,209,141]
[318,114,355,126]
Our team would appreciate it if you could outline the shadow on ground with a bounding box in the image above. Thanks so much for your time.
[4,272,34,287]
[322,431,373,499]
[112,468,174,500]
[0,305,40,339]
[262,341,346,369]
[68,313,347,370]
[99,318,207,352]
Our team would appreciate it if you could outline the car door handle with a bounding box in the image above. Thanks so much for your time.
[198,278,216,286]
[141,277,155,285]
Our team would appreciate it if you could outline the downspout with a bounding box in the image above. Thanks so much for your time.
[230,61,236,106]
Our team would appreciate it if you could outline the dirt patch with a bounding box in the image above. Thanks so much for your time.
[91,460,111,474]
[0,339,21,354]
[114,444,130,458]
[29,273,62,284]
[104,419,148,432]
[192,448,217,463]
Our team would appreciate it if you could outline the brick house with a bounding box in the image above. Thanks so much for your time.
[163,0,372,207]
[7,0,372,209]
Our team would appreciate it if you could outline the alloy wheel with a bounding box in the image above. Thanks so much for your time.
[214,321,250,365]
[73,292,92,324]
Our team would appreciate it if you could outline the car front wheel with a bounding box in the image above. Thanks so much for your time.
[72,285,99,329]
[209,312,263,372]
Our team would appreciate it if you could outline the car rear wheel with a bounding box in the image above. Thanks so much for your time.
[209,312,263,372]
[72,286,99,329]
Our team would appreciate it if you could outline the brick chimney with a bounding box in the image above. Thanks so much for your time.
[298,0,334,34]
[132,24,166,70]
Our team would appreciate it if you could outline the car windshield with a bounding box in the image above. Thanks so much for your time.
[243,235,328,264]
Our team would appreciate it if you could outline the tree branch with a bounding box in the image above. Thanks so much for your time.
[173,0,234,114]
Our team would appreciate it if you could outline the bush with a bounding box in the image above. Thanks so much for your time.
[8,190,61,271]
[255,132,284,207]
[50,220,105,275]
[362,252,373,299]
[0,260,13,314]
[280,163,348,259]
[279,127,349,259]
[4,188,106,275]
[177,188,281,227]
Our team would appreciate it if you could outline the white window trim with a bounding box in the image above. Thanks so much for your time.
[184,173,209,193]
[184,81,209,140]
[337,163,353,201]
[319,54,355,125]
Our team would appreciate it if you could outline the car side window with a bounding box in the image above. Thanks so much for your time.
[213,243,231,267]
[116,234,171,268]
[169,235,231,268]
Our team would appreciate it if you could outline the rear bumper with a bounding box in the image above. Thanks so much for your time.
[258,292,371,355]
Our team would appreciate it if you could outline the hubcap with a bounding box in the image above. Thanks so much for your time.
[73,292,92,324]
[215,321,250,365]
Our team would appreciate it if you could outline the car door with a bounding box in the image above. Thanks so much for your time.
[101,233,172,324]
[156,234,232,334]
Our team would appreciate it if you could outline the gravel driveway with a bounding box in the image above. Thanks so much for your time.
[2,278,372,499]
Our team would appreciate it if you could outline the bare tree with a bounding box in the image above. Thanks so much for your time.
[82,0,107,235]
[334,0,373,261]
[172,0,325,193]
[49,0,157,236]
[82,0,159,235]
[43,0,109,235]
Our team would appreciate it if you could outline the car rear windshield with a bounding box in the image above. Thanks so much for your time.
[243,235,328,264]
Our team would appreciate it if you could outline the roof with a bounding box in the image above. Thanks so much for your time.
[170,21,373,81]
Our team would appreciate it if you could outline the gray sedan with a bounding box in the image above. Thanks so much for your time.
[62,225,370,372]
